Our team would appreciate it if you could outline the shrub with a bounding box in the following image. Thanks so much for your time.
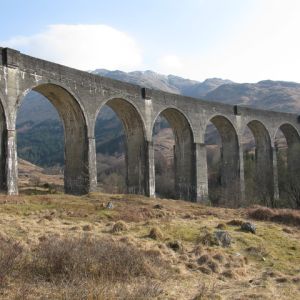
[247,206,275,221]
[167,240,184,253]
[216,223,227,230]
[112,221,128,233]
[227,219,244,226]
[198,232,219,247]
[28,235,164,283]
[0,238,23,286]
[248,206,300,227]
[149,227,164,240]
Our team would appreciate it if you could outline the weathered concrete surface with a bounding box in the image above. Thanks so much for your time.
[0,47,299,204]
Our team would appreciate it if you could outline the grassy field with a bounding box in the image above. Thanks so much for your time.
[0,192,300,299]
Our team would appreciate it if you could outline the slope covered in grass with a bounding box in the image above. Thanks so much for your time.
[0,193,299,299]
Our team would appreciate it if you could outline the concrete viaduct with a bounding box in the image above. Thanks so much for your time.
[0,47,300,204]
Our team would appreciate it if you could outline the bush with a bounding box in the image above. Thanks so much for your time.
[227,219,244,226]
[0,238,23,286]
[248,206,300,227]
[112,221,128,233]
[0,235,166,298]
[28,235,163,283]
[149,227,164,240]
[247,206,275,221]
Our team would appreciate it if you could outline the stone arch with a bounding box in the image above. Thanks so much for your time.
[152,107,195,200]
[17,83,89,194]
[205,115,240,206]
[95,98,147,195]
[152,106,196,141]
[275,123,300,201]
[244,120,274,205]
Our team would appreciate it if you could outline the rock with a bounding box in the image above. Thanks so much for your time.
[214,230,232,247]
[241,222,256,234]
[106,202,114,209]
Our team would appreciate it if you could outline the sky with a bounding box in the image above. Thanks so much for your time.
[0,0,300,83]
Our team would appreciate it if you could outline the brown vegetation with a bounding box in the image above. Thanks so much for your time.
[248,205,300,227]
[0,193,299,299]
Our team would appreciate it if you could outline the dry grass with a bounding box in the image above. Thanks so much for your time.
[149,226,164,240]
[0,235,166,299]
[0,238,23,286]
[0,193,300,299]
[112,220,128,233]
[248,205,300,227]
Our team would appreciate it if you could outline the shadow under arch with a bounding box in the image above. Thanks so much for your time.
[275,123,300,205]
[152,107,195,200]
[206,115,240,206]
[96,98,147,195]
[244,120,274,205]
[17,83,89,194]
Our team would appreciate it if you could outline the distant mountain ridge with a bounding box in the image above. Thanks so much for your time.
[91,69,300,113]
[91,69,233,98]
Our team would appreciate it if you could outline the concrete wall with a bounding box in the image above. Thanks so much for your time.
[0,48,299,205]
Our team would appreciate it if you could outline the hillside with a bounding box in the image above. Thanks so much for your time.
[0,191,299,299]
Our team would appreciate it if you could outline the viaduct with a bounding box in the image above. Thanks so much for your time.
[0,47,300,205]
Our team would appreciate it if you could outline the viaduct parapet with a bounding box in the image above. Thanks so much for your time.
[0,47,299,204]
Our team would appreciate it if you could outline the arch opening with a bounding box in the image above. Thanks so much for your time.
[242,120,274,207]
[95,99,146,195]
[275,124,300,208]
[205,116,240,207]
[17,84,89,195]
[152,108,195,200]
[153,114,175,199]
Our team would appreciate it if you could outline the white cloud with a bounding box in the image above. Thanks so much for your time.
[1,24,143,71]
[157,54,183,74]
[153,1,300,83]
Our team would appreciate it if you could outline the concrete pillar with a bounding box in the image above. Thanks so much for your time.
[255,139,274,205]
[144,141,155,197]
[125,136,147,195]
[272,146,280,201]
[174,141,194,201]
[238,144,246,205]
[193,142,208,202]
[87,137,97,193]
[6,129,18,195]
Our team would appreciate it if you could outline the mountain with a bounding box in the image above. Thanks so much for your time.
[16,70,300,168]
[203,80,300,112]
[91,69,232,98]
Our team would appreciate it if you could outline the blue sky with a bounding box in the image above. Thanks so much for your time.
[1,0,299,82]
